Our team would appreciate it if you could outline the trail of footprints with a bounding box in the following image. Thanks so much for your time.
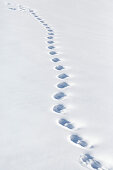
[7,3,111,170]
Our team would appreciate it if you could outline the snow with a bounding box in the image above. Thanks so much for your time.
[0,0,113,169]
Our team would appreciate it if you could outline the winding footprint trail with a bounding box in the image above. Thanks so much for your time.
[7,3,112,170]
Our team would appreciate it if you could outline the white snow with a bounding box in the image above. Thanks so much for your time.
[0,0,113,169]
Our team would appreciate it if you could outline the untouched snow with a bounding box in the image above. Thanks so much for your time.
[0,0,113,169]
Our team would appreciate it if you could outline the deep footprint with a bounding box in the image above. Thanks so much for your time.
[80,154,104,170]
[9,7,16,10]
[47,36,53,39]
[55,65,64,70]
[49,51,57,55]
[48,29,53,32]
[40,20,44,23]
[52,58,60,62]
[43,24,48,26]
[46,26,50,29]
[47,41,54,44]
[57,82,69,88]
[54,92,66,100]
[37,18,41,20]
[53,104,65,113]
[58,73,69,79]
[48,33,54,35]
[48,46,55,49]
[70,134,88,147]
[59,118,74,129]
[29,9,33,13]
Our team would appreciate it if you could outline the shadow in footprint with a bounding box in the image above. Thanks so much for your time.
[48,46,55,49]
[58,73,69,79]
[70,134,88,147]
[43,24,48,26]
[47,41,54,44]
[47,36,53,39]
[46,26,50,29]
[52,58,60,62]
[48,29,53,32]
[57,82,69,89]
[80,154,102,170]
[29,9,33,13]
[48,33,54,35]
[9,8,16,10]
[54,92,66,100]
[37,18,41,20]
[49,51,57,55]
[40,20,44,23]
[53,104,65,113]
[59,118,74,129]
[55,65,64,70]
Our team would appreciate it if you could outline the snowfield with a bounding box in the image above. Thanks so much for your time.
[0,0,113,169]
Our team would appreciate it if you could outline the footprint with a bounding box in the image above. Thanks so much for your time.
[37,18,41,20]
[47,41,54,44]
[58,73,69,79]
[49,51,57,55]
[48,46,55,49]
[29,9,33,13]
[32,12,35,15]
[43,24,48,26]
[52,58,60,62]
[9,7,16,10]
[58,118,74,129]
[53,104,65,113]
[55,65,64,70]
[48,33,54,35]
[57,82,69,88]
[70,134,88,148]
[48,29,53,32]
[80,153,103,170]
[46,26,50,29]
[40,20,44,23]
[47,36,53,39]
[54,92,66,100]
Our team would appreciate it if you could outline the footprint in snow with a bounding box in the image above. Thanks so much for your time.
[46,26,50,29]
[57,82,69,88]
[37,18,42,20]
[32,12,35,15]
[43,24,48,26]
[58,118,74,129]
[49,51,57,55]
[55,65,64,70]
[48,33,54,35]
[29,9,33,13]
[80,153,105,170]
[47,41,54,44]
[40,20,44,23]
[52,58,60,62]
[70,134,88,148]
[9,7,16,10]
[54,92,66,100]
[47,36,53,39]
[53,104,65,113]
[58,73,69,79]
[48,46,55,49]
[48,29,53,32]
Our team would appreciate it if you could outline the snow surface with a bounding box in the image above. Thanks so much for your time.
[0,0,113,169]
